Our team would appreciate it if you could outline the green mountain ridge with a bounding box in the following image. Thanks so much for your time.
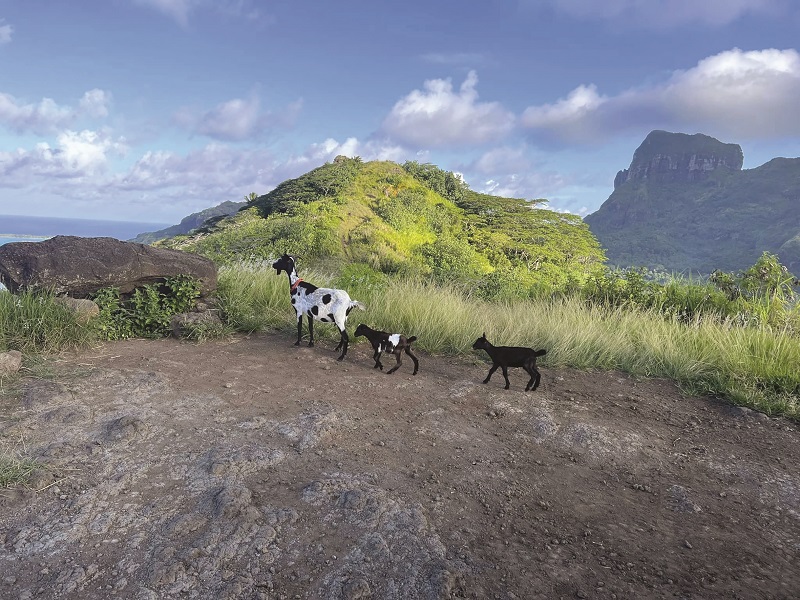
[158,157,606,296]
[585,130,800,275]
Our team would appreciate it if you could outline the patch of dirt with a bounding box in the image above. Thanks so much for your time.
[1,332,799,599]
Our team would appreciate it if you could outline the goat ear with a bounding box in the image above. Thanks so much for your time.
[482,332,487,338]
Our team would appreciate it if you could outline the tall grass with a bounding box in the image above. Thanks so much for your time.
[0,290,95,354]
[217,261,800,419]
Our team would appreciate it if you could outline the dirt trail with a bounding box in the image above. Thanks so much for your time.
[1,332,799,599]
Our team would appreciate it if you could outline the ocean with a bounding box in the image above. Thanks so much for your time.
[0,214,171,246]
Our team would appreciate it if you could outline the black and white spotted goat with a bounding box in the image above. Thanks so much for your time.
[354,323,420,375]
[472,333,547,391]
[272,253,365,360]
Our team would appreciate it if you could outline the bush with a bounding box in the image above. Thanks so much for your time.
[92,275,201,340]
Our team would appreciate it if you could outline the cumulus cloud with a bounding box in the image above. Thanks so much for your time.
[540,0,788,28]
[520,48,800,144]
[0,19,12,44]
[0,94,73,135]
[0,129,127,186]
[0,89,112,135]
[381,70,515,148]
[175,95,302,141]
[79,89,112,118]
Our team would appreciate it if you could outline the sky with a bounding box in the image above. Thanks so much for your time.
[1,0,800,226]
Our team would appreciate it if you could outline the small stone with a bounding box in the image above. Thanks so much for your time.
[684,540,693,549]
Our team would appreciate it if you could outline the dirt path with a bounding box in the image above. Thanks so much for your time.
[1,332,799,599]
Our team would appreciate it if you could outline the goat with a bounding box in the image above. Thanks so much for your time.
[272,254,365,360]
[354,323,419,375]
[472,333,546,391]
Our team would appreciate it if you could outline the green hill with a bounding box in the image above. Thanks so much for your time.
[585,131,800,275]
[158,157,606,296]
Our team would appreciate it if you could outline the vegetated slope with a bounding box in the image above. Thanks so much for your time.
[131,201,246,244]
[584,130,800,275]
[159,157,606,293]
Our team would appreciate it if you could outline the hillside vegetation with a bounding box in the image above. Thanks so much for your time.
[585,131,800,274]
[158,157,606,298]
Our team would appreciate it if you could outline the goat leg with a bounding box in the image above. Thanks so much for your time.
[336,329,349,361]
[501,366,511,390]
[387,352,402,375]
[406,347,419,375]
[483,364,499,384]
[295,315,303,345]
[373,348,384,370]
[307,316,315,347]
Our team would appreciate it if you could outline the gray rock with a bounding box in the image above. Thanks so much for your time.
[0,235,216,298]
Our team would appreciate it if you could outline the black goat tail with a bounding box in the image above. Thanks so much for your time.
[535,349,547,357]
[407,336,417,344]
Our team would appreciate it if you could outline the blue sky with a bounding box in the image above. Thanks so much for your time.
[1,1,799,225]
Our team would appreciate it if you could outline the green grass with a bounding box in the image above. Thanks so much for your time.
[0,290,95,353]
[217,261,800,419]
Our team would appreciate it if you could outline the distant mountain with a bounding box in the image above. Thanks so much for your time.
[584,130,800,275]
[132,201,246,244]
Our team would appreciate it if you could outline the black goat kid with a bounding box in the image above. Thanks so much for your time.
[354,324,419,375]
[472,333,546,391]
[272,254,365,360]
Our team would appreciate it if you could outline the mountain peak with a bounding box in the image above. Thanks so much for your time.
[614,130,744,188]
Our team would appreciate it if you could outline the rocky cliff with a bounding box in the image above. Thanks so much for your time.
[613,130,743,187]
[585,131,800,275]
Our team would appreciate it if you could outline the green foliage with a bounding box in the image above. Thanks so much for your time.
[92,276,201,340]
[249,157,363,216]
[402,161,469,204]
[419,235,492,281]
[334,263,389,297]
[0,290,94,354]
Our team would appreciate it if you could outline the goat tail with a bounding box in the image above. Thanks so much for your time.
[407,336,418,344]
[535,349,547,357]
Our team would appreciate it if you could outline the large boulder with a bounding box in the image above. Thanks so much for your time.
[0,236,217,298]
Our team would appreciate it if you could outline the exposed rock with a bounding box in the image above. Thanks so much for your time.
[0,236,217,298]
[54,297,100,324]
[613,130,743,188]
[0,349,23,375]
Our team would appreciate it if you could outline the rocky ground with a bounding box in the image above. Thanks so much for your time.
[1,332,799,599]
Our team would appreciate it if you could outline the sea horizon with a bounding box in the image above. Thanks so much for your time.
[0,214,172,245]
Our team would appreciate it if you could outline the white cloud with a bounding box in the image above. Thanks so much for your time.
[543,0,788,28]
[520,48,800,143]
[0,93,73,135]
[0,19,13,44]
[79,89,112,119]
[0,129,127,187]
[382,70,515,148]
[0,89,112,135]
[175,95,302,141]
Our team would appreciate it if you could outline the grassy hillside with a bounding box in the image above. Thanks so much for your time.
[159,157,606,297]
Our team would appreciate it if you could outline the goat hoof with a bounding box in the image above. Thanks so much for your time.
[294,341,301,346]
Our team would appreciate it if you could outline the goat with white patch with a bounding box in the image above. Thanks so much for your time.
[354,323,419,375]
[272,254,365,361]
